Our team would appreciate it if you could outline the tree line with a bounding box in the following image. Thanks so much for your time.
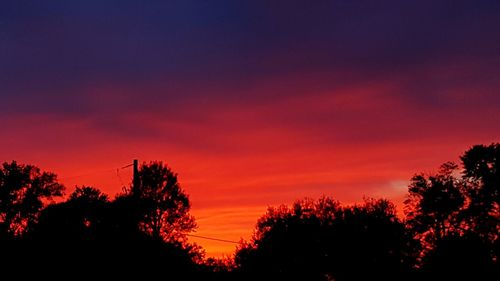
[0,144,498,280]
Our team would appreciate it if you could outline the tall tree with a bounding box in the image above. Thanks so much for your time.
[404,146,500,275]
[135,161,196,242]
[404,162,465,245]
[0,161,64,237]
[461,143,500,241]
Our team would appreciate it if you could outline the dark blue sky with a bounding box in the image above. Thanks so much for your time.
[2,0,499,116]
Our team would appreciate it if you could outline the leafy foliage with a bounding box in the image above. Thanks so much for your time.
[404,162,465,244]
[0,161,64,237]
[236,197,417,281]
[404,144,500,275]
[461,143,500,241]
[135,161,197,242]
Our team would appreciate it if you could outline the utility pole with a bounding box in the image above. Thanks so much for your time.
[132,159,140,196]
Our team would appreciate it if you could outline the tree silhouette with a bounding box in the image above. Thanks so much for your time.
[27,185,206,279]
[460,143,500,274]
[135,161,196,242]
[461,143,500,241]
[0,161,64,238]
[404,162,465,245]
[235,197,417,281]
[32,186,110,242]
[70,186,109,203]
[404,145,500,278]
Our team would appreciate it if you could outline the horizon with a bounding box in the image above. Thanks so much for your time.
[5,141,497,257]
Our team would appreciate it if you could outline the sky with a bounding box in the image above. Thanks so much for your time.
[1,0,500,257]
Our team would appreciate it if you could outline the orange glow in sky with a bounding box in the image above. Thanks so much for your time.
[3,80,498,256]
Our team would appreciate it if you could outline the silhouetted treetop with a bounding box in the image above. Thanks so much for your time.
[0,161,64,237]
[69,186,109,203]
[461,143,500,181]
[404,162,465,244]
[236,197,417,281]
[135,161,196,242]
[460,143,500,241]
[404,144,500,277]
[32,186,110,242]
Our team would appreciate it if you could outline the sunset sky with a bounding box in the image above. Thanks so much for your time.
[1,1,500,257]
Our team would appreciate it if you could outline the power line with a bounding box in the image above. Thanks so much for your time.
[120,163,133,169]
[59,162,134,181]
[117,162,134,189]
[186,234,240,244]
[58,168,117,181]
